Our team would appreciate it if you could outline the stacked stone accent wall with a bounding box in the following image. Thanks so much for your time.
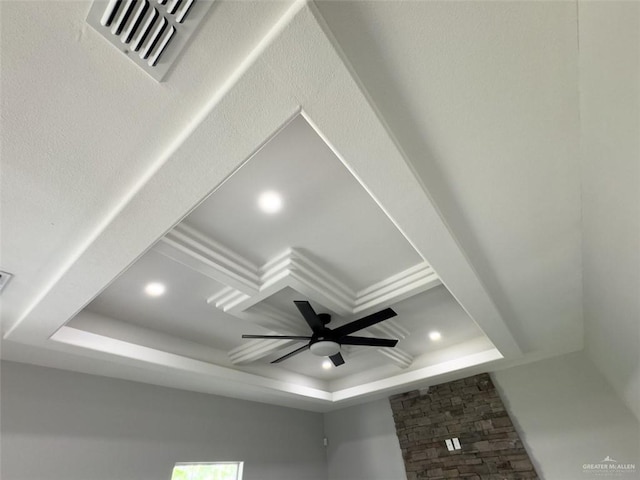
[389,373,538,479]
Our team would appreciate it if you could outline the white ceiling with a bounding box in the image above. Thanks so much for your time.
[182,115,421,287]
[578,1,639,421]
[0,0,291,334]
[75,114,488,390]
[1,0,637,414]
[315,0,583,355]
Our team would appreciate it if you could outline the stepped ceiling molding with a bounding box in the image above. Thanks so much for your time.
[1,0,549,412]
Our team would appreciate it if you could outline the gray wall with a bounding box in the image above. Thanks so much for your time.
[0,361,327,480]
[580,0,640,422]
[324,399,406,480]
[493,352,640,480]
[324,353,640,480]
[4,354,638,480]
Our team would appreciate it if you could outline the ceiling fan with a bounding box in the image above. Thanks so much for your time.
[242,300,399,366]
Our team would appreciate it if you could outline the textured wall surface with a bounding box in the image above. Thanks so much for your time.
[1,361,327,480]
[493,352,640,479]
[324,398,407,480]
[390,373,537,479]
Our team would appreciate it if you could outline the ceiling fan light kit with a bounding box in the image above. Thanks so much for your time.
[242,300,399,367]
[309,341,340,357]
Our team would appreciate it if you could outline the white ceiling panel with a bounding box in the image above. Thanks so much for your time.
[81,250,237,350]
[314,0,582,354]
[184,115,422,290]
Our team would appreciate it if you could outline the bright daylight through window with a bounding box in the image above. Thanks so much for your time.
[170,462,243,480]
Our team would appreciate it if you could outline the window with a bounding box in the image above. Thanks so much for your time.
[170,462,243,480]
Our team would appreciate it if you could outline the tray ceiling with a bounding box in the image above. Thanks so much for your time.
[74,115,490,389]
[5,0,598,412]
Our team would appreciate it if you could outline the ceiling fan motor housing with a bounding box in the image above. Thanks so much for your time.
[242,301,398,366]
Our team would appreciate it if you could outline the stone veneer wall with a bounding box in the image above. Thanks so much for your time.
[389,373,538,480]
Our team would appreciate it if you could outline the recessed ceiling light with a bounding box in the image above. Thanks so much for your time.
[144,282,166,297]
[322,360,332,370]
[257,191,283,214]
[429,331,442,341]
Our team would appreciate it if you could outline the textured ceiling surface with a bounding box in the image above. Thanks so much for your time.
[0,0,291,332]
[315,0,582,354]
[1,0,637,414]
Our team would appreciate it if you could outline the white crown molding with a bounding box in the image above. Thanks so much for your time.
[51,325,333,402]
[285,248,355,313]
[155,223,260,294]
[155,225,439,368]
[354,263,440,314]
[69,310,231,366]
[157,226,438,369]
[331,348,503,402]
[259,249,294,291]
[207,286,251,313]
[226,304,310,364]
[228,336,295,365]
[49,325,502,409]
[377,347,413,369]
[160,223,441,320]
[243,303,307,333]
[371,319,410,340]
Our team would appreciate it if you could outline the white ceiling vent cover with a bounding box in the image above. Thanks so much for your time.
[87,0,215,81]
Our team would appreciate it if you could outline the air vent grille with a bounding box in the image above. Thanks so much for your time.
[87,0,214,81]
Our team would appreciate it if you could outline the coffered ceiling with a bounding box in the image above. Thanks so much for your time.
[4,0,633,413]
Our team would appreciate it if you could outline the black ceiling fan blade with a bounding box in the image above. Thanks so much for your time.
[271,344,310,364]
[329,352,345,366]
[339,336,398,347]
[242,335,311,340]
[294,300,325,333]
[332,308,397,337]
